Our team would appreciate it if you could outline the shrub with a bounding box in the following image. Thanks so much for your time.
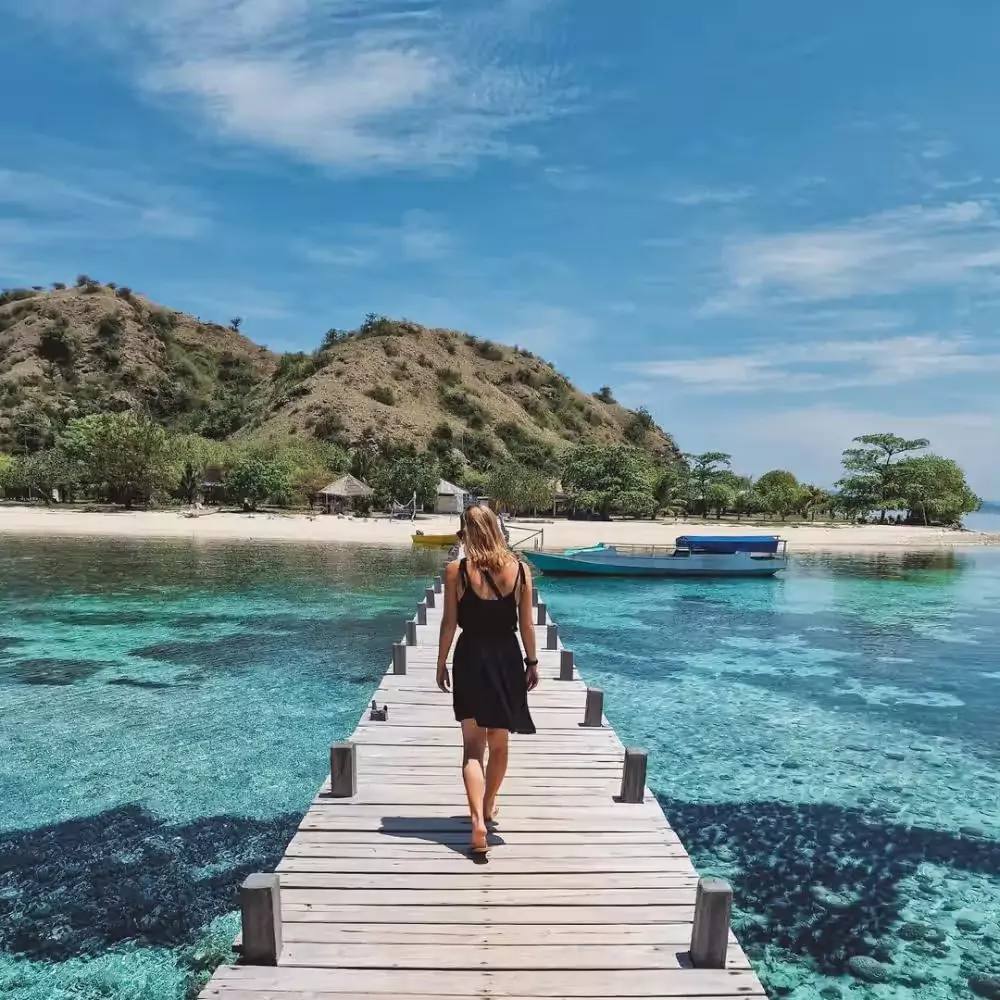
[474,339,505,361]
[443,341,457,355]
[366,385,395,406]
[97,314,125,342]
[52,282,67,291]
[0,288,38,307]
[313,410,347,443]
[436,367,461,387]
[75,274,94,287]
[38,324,76,365]
[392,362,409,380]
[416,353,431,367]
[82,282,103,295]
[382,339,400,358]
[116,286,134,301]
[594,385,615,404]
[514,367,541,388]
[440,388,487,428]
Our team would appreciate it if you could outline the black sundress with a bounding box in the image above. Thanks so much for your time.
[451,559,536,734]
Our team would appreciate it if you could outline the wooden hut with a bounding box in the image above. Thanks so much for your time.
[317,474,374,514]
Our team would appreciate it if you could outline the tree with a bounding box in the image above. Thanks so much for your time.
[800,484,832,521]
[894,455,980,525]
[703,480,735,519]
[487,462,555,514]
[59,412,173,507]
[370,453,439,509]
[594,386,615,404]
[837,433,929,522]
[684,452,731,516]
[169,434,225,504]
[624,406,655,444]
[563,445,657,517]
[224,456,291,510]
[654,463,689,516]
[755,469,803,520]
[349,427,380,481]
[1,450,78,502]
[230,317,243,333]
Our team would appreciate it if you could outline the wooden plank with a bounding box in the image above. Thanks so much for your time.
[280,923,734,945]
[203,994,758,1000]
[277,856,693,874]
[276,871,697,889]
[301,803,664,820]
[280,941,750,971]
[281,904,697,925]
[207,966,765,996]
[280,888,698,906]
[283,841,687,861]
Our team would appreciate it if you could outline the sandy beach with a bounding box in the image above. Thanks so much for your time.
[0,504,996,551]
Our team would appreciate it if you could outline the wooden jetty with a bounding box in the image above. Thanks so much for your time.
[199,567,766,1000]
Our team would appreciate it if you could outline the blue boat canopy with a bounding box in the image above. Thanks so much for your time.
[676,535,780,554]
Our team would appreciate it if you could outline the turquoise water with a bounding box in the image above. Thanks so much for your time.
[544,549,1000,1000]
[2,539,999,1000]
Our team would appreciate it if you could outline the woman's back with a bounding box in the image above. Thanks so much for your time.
[457,557,523,637]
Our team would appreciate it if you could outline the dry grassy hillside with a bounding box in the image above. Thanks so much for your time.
[0,286,678,470]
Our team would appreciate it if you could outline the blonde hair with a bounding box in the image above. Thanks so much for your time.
[462,505,513,576]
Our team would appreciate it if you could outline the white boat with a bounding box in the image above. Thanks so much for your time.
[527,535,788,577]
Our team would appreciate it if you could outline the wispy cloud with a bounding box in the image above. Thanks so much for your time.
[295,209,454,268]
[628,334,1000,394]
[665,186,752,207]
[16,0,570,173]
[704,200,1000,313]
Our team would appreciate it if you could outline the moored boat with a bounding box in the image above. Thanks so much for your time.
[411,531,460,548]
[526,535,787,577]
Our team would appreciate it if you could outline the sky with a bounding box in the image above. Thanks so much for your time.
[1,0,999,496]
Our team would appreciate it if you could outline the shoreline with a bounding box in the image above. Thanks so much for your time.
[1,505,997,553]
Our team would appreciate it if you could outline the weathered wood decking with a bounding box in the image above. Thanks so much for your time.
[199,572,766,1000]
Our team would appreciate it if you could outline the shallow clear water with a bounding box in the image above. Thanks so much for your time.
[543,549,1000,1000]
[2,539,999,1000]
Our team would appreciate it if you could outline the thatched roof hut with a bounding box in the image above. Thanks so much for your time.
[317,474,374,512]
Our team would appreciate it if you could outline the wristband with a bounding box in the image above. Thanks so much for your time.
[524,657,538,668]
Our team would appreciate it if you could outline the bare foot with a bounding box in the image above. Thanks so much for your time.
[484,800,500,825]
[470,821,489,854]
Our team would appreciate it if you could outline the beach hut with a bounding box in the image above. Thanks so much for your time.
[434,479,469,515]
[317,474,375,514]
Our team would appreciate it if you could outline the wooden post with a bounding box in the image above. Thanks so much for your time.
[583,687,603,727]
[546,623,558,650]
[329,741,357,798]
[536,601,547,626]
[434,575,443,594]
[620,747,647,803]
[424,586,436,609]
[690,877,733,969]
[416,600,427,625]
[392,642,406,675]
[406,620,417,646]
[559,649,574,681]
[531,586,539,607]
[240,873,282,965]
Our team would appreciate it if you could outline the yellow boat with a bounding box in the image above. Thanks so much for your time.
[411,532,459,548]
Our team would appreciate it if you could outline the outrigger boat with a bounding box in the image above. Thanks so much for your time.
[527,535,787,577]
[411,531,460,548]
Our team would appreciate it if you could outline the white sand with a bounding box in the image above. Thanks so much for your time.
[0,505,996,552]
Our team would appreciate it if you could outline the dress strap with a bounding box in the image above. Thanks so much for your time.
[458,558,469,587]
[480,567,506,600]
[515,560,526,597]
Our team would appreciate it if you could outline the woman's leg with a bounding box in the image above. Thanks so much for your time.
[484,728,509,822]
[460,718,488,850]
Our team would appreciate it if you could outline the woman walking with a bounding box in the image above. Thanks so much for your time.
[436,506,538,854]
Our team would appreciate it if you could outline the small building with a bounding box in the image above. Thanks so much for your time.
[434,479,469,515]
[202,466,227,505]
[317,474,375,514]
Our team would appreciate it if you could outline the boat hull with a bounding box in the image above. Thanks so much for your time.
[527,550,785,577]
[411,533,459,548]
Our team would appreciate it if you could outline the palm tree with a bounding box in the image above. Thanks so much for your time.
[801,485,832,521]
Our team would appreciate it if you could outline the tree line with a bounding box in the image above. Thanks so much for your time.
[0,414,981,525]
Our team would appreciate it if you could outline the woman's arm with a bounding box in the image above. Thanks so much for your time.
[517,561,539,691]
[436,560,460,692]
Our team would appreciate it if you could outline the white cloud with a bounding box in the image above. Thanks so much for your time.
[295,209,453,268]
[16,0,569,172]
[0,167,210,246]
[665,186,752,207]
[706,200,1000,312]
[628,334,1000,394]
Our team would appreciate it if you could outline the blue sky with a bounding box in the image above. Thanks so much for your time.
[2,1,999,495]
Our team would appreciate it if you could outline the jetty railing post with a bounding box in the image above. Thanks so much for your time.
[559,649,574,681]
[546,623,558,650]
[620,747,647,803]
[240,873,282,965]
[392,642,407,675]
[416,600,427,626]
[583,687,603,727]
[406,619,417,646]
[689,877,733,969]
[433,575,443,594]
[424,586,436,609]
[329,741,357,798]
[536,601,547,626]
[531,586,539,607]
